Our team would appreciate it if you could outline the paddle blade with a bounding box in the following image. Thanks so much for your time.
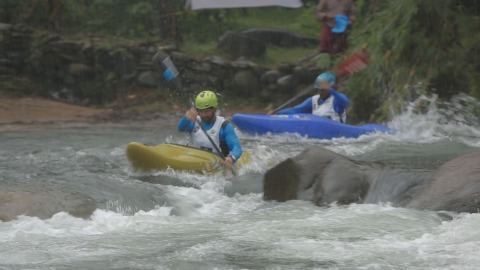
[152,50,182,90]
[333,49,370,77]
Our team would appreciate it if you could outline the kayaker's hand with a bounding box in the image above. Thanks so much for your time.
[185,107,198,122]
[223,156,234,170]
[267,109,275,115]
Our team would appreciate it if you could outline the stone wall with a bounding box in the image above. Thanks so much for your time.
[0,23,321,105]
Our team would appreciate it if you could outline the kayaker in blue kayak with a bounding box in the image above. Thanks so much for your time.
[178,90,243,170]
[271,72,350,123]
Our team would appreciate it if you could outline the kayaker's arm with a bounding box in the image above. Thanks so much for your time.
[220,123,242,163]
[330,89,350,114]
[276,97,313,115]
[177,116,195,132]
[178,107,199,132]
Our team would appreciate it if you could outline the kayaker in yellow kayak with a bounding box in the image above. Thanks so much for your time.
[178,90,243,170]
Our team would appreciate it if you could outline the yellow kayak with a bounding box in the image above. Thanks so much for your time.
[126,142,251,174]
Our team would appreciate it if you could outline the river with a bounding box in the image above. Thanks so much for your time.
[1,94,479,270]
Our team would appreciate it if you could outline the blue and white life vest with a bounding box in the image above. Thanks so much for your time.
[191,116,226,155]
[312,94,346,123]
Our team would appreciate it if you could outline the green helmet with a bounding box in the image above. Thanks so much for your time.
[314,72,336,89]
[195,90,218,109]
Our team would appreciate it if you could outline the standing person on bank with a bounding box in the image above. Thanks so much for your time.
[178,90,242,170]
[272,72,349,123]
[316,0,357,54]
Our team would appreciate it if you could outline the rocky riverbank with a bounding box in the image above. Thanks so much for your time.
[0,23,322,109]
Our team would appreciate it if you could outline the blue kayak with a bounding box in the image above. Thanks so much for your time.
[231,114,390,139]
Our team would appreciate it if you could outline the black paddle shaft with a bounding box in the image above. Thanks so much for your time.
[195,116,237,177]
[195,116,225,159]
[272,84,314,114]
[151,51,237,177]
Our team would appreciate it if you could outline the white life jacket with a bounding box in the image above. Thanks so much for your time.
[190,116,225,156]
[312,94,346,123]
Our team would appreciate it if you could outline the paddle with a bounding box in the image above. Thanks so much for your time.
[152,50,182,91]
[270,84,315,114]
[270,49,370,114]
[332,48,370,78]
[152,50,237,176]
[195,115,237,177]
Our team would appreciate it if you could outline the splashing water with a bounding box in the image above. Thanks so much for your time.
[389,93,480,145]
[1,93,479,269]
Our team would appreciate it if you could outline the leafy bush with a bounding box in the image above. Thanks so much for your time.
[345,0,480,122]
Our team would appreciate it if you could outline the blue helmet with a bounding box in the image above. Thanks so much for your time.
[314,72,336,89]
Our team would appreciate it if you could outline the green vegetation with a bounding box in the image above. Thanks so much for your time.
[178,4,320,64]
[181,41,217,58]
[257,46,318,67]
[0,1,320,64]
[0,75,37,96]
[1,0,479,120]
[345,0,480,121]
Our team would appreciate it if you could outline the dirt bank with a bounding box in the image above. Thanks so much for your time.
[0,95,268,132]
[0,96,108,124]
[0,95,111,132]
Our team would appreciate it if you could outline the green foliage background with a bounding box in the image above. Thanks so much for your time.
[344,0,480,121]
[1,0,479,121]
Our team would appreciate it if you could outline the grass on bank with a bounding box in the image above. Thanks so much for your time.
[179,5,319,66]
[226,6,319,37]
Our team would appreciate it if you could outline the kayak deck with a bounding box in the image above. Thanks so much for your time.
[232,113,390,139]
[126,142,250,174]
